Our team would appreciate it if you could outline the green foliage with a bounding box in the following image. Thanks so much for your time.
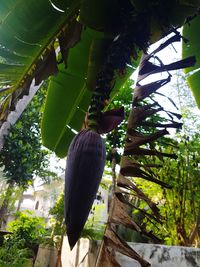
[0,0,77,94]
[49,190,106,242]
[0,211,47,266]
[172,71,200,134]
[7,210,47,250]
[0,239,30,267]
[137,134,200,245]
[0,185,23,219]
[81,203,106,240]
[49,192,65,236]
[41,27,97,157]
[0,84,55,188]
[133,74,200,246]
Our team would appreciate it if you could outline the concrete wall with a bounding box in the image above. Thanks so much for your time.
[34,245,58,267]
[61,238,200,267]
[61,237,90,267]
[116,243,200,267]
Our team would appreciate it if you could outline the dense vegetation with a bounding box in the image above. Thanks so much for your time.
[0,1,200,265]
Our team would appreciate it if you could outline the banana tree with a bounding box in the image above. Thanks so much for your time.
[0,1,199,150]
[0,1,200,266]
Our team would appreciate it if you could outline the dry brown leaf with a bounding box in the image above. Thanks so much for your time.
[133,76,171,104]
[139,56,195,77]
[0,95,12,121]
[58,20,83,66]
[96,245,121,267]
[111,195,142,232]
[124,146,177,160]
[35,47,58,85]
[117,175,160,217]
[127,105,163,129]
[104,226,150,267]
[140,121,182,128]
[120,157,171,188]
[125,129,169,148]
[116,192,162,224]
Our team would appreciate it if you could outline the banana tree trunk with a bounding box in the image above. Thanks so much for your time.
[95,60,152,267]
[95,34,195,265]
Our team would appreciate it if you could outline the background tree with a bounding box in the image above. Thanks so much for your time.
[0,210,47,266]
[134,70,200,246]
[0,84,55,226]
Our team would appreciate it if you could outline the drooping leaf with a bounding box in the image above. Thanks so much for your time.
[140,120,182,128]
[117,175,161,217]
[114,192,163,242]
[104,226,150,267]
[111,195,142,232]
[133,77,171,103]
[97,245,121,267]
[34,47,58,85]
[58,19,83,67]
[182,15,200,108]
[128,104,163,127]
[124,146,178,159]
[116,191,162,224]
[139,55,195,77]
[120,157,172,188]
[126,129,169,148]
[0,0,81,127]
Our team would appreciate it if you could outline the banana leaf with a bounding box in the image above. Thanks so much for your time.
[0,0,200,157]
[182,15,200,108]
[0,0,138,157]
[0,0,80,120]
[41,27,137,158]
[41,28,103,157]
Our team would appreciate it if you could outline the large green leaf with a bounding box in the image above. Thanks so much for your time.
[182,15,200,108]
[0,0,76,82]
[41,28,104,157]
[0,0,80,119]
[41,24,139,158]
[0,0,137,157]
